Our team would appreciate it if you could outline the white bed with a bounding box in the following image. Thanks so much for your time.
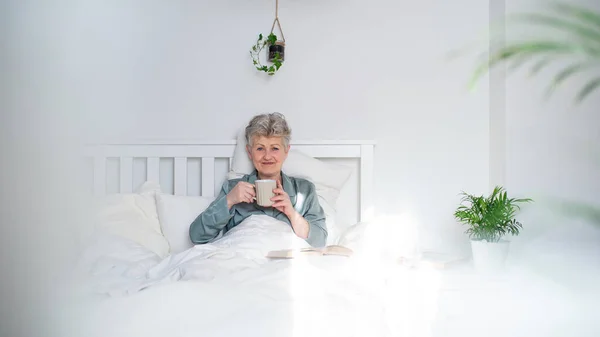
[55,138,411,337]
[49,137,600,337]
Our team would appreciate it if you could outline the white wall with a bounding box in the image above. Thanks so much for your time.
[5,0,492,255]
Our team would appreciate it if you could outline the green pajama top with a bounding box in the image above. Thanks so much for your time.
[189,170,328,247]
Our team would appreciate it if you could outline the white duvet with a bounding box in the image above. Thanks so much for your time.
[62,215,393,337]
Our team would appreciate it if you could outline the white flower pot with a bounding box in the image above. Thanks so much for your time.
[470,239,510,272]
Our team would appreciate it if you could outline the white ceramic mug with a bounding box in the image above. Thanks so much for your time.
[255,179,276,207]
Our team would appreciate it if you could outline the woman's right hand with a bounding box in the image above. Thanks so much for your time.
[226,181,256,208]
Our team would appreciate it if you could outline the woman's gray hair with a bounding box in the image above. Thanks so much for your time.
[245,112,292,147]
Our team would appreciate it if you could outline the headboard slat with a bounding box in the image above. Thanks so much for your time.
[146,157,160,183]
[174,157,188,196]
[201,157,215,197]
[360,145,375,222]
[119,157,134,193]
[93,156,106,196]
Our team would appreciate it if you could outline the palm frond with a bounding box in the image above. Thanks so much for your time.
[553,200,600,226]
[507,53,534,72]
[463,2,600,104]
[468,41,584,89]
[529,58,554,76]
[549,2,600,31]
[544,62,599,97]
[577,77,600,102]
[506,13,600,47]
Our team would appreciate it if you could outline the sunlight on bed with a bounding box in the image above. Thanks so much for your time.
[389,266,442,337]
[289,256,309,337]
[351,212,443,337]
[286,211,444,337]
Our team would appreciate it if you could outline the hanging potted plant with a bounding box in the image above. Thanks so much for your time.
[250,33,284,76]
[268,38,285,63]
[454,186,532,272]
[249,0,286,76]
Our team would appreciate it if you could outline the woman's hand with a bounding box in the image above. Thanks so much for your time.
[226,182,255,208]
[271,180,294,217]
[272,180,309,239]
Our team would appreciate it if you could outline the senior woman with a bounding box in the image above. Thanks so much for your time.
[189,112,328,247]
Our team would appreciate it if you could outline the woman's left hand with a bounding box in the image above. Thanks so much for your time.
[272,180,309,240]
[271,180,295,217]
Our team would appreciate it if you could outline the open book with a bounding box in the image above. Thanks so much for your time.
[266,245,353,259]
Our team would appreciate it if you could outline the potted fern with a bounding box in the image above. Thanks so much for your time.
[454,186,532,271]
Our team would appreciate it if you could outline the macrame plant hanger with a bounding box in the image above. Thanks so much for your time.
[249,0,286,75]
[268,0,285,61]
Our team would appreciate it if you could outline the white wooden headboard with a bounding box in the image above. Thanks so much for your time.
[84,139,375,223]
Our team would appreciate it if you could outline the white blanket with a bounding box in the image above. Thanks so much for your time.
[77,215,342,295]
[65,215,392,337]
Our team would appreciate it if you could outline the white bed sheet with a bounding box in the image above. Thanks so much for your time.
[62,215,394,337]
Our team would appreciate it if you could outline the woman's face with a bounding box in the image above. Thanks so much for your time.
[246,136,290,179]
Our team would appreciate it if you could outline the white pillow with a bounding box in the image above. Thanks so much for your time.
[156,194,216,254]
[91,181,170,258]
[231,126,254,173]
[319,195,340,246]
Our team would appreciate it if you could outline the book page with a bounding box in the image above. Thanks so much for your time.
[323,245,353,257]
[266,249,321,259]
[266,249,294,259]
[266,245,353,259]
